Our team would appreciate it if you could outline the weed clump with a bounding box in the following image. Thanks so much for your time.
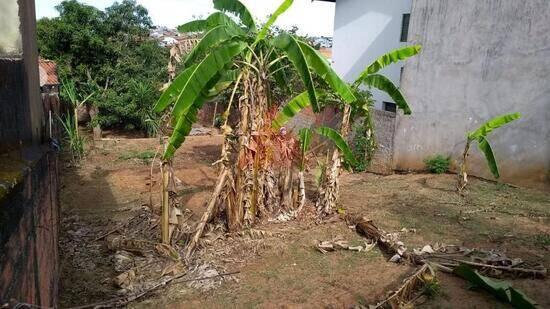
[424,154,450,174]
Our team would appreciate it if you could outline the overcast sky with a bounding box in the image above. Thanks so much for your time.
[35,0,336,36]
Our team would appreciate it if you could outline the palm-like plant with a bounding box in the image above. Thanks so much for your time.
[60,79,94,161]
[457,113,521,192]
[273,45,421,215]
[155,0,358,248]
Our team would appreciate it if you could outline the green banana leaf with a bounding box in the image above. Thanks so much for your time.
[255,0,293,44]
[453,264,536,309]
[268,46,290,95]
[360,74,411,114]
[316,126,358,166]
[298,41,356,104]
[272,91,311,129]
[468,113,521,140]
[213,0,257,32]
[170,42,246,119]
[299,128,312,154]
[184,25,243,67]
[207,69,240,96]
[164,74,223,159]
[355,45,421,83]
[206,12,244,32]
[178,20,208,33]
[163,97,202,159]
[154,64,198,113]
[298,127,312,170]
[477,136,499,178]
[274,33,319,112]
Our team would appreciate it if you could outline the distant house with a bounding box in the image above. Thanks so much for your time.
[39,58,60,93]
[317,0,550,189]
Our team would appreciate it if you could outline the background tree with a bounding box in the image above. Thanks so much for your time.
[37,0,168,135]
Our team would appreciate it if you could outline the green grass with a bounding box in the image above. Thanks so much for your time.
[117,150,156,163]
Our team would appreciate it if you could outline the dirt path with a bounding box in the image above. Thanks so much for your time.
[59,136,550,308]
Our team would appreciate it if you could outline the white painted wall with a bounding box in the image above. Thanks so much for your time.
[331,0,411,109]
[0,0,22,56]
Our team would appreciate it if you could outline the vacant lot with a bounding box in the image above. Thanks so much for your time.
[59,135,550,308]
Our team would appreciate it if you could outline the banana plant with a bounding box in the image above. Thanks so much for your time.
[154,0,358,245]
[296,126,357,212]
[273,45,421,215]
[457,113,521,192]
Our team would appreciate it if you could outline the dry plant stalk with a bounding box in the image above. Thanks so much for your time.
[355,217,547,278]
[185,169,229,260]
[372,263,436,309]
[457,139,471,192]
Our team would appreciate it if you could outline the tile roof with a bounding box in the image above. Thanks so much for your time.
[39,58,59,86]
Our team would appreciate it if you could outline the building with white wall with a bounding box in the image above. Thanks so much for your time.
[319,0,412,111]
[317,0,550,190]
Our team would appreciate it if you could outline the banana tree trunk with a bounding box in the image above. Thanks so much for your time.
[160,160,170,244]
[297,170,306,213]
[316,104,352,216]
[234,71,269,227]
[457,139,471,192]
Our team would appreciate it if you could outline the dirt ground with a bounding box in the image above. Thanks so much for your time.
[59,135,550,308]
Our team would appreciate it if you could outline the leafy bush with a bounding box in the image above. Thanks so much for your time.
[37,0,168,135]
[424,154,450,174]
[57,114,86,162]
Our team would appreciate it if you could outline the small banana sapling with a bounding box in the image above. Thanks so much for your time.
[457,113,521,192]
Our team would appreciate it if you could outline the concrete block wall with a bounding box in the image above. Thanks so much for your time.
[367,110,396,175]
[394,0,550,190]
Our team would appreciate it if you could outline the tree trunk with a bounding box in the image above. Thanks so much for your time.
[457,139,471,192]
[297,170,306,212]
[160,161,170,244]
[234,72,269,227]
[316,104,352,216]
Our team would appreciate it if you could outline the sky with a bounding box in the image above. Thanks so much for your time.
[35,0,336,36]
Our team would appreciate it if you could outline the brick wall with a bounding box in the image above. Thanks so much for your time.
[0,149,59,307]
[367,110,396,175]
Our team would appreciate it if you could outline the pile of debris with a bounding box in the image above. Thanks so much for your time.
[351,217,545,308]
[60,207,239,308]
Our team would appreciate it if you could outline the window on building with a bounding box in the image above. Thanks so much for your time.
[400,13,410,42]
[383,102,397,113]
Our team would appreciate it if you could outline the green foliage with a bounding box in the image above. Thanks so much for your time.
[118,150,156,163]
[272,91,314,129]
[468,113,521,178]
[298,128,312,170]
[423,279,441,299]
[353,45,421,115]
[468,113,521,140]
[424,154,451,174]
[316,126,357,167]
[351,122,374,172]
[255,0,293,44]
[57,114,85,162]
[356,45,422,79]
[37,0,168,134]
[273,33,319,112]
[213,0,257,31]
[453,264,536,308]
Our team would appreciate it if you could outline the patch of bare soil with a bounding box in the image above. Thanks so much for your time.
[59,135,550,308]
